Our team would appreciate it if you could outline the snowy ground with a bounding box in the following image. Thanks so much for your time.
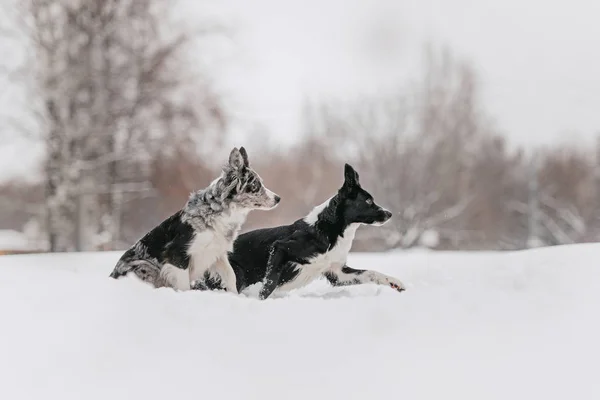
[1,246,599,400]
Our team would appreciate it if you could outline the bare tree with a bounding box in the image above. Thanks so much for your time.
[300,48,490,250]
[17,0,226,251]
[6,8,600,254]
[526,152,543,247]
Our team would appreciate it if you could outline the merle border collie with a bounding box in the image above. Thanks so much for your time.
[109,147,280,292]
[226,163,405,299]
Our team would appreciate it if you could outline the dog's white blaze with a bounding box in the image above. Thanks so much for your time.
[255,188,280,210]
[160,264,190,291]
[265,188,278,207]
[303,197,333,225]
[276,224,359,293]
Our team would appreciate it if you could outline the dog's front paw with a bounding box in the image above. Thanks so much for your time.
[190,280,208,291]
[387,278,406,292]
[224,286,239,294]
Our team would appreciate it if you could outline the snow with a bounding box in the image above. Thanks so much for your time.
[1,245,599,400]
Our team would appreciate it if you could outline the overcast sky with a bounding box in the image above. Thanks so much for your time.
[2,0,600,180]
[192,0,600,148]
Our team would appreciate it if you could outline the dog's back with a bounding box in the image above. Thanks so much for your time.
[137,210,195,266]
[109,210,195,284]
[229,221,304,291]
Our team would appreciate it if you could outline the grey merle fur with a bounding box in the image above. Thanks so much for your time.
[109,147,280,291]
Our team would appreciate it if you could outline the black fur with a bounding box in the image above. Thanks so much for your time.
[229,163,403,299]
[143,211,195,269]
[323,266,364,286]
[109,211,194,278]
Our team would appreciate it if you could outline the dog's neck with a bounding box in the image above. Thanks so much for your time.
[182,179,249,234]
[303,193,357,248]
[211,205,250,242]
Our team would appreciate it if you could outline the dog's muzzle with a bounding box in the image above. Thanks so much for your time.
[372,209,392,226]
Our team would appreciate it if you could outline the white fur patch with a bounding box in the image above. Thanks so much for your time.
[259,188,279,210]
[160,264,190,291]
[187,231,227,281]
[276,224,359,293]
[303,197,333,225]
[187,208,249,291]
[124,271,155,288]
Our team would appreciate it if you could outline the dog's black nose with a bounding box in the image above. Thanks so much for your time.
[274,195,281,204]
[384,210,392,219]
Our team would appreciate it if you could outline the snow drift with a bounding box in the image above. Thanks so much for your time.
[1,245,599,400]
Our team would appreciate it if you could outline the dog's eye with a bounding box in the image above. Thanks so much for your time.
[366,199,373,205]
[246,181,260,193]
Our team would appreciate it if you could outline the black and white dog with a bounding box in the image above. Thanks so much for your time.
[227,164,406,299]
[109,147,280,292]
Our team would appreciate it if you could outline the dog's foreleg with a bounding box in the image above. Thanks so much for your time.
[260,235,318,299]
[323,264,405,292]
[259,265,284,300]
[258,240,299,300]
[190,279,209,291]
[190,269,226,291]
[160,263,191,291]
[258,241,290,300]
[210,256,238,293]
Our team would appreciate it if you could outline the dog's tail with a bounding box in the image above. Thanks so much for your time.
[109,255,140,279]
[109,268,121,279]
[109,260,128,279]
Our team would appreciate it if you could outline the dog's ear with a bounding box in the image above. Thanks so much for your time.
[239,146,250,167]
[228,147,245,171]
[343,163,360,188]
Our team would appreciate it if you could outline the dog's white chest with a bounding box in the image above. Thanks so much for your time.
[188,231,222,281]
[318,225,357,265]
[277,224,358,292]
[188,230,230,262]
[187,211,246,281]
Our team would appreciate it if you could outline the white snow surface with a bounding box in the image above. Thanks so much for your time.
[1,245,599,400]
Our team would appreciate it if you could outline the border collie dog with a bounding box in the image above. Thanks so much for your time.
[227,164,406,299]
[109,147,280,292]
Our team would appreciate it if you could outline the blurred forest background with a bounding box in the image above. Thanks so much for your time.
[0,0,599,253]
